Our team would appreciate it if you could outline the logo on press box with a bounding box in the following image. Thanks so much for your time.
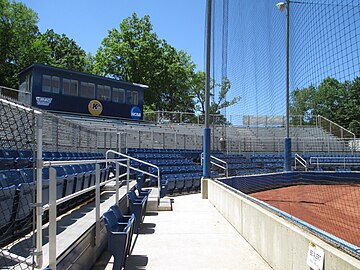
[130,106,141,120]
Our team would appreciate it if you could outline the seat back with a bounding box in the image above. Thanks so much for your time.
[0,185,16,230]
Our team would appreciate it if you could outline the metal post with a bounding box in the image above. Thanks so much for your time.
[95,163,101,247]
[203,0,212,178]
[35,113,43,268]
[126,158,130,208]
[49,167,57,270]
[284,0,292,171]
[115,162,119,206]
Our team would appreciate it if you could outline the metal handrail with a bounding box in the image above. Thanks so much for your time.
[309,156,360,167]
[201,153,229,177]
[106,150,161,201]
[294,153,308,171]
[317,115,356,139]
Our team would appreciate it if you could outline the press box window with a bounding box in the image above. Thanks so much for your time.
[42,75,60,93]
[97,85,111,101]
[80,82,95,98]
[112,87,125,103]
[62,79,78,96]
[127,91,138,105]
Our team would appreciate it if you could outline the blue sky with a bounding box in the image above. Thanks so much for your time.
[19,0,206,71]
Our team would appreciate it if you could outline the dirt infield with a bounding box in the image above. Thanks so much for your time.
[250,184,360,247]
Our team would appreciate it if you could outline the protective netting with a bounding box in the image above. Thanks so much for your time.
[213,0,360,257]
[220,172,360,256]
[0,97,36,269]
[211,0,360,152]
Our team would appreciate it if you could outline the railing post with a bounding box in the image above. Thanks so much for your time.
[95,163,101,247]
[35,112,43,268]
[49,166,57,270]
[126,158,130,208]
[115,162,119,206]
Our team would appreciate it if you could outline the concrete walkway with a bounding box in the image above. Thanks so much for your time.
[93,193,272,270]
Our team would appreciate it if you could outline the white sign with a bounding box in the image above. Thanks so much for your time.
[36,97,52,106]
[306,243,324,270]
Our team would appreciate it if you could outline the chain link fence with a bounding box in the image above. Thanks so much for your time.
[0,97,36,269]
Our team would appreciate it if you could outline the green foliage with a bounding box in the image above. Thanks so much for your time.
[39,29,87,71]
[192,71,240,116]
[94,13,196,111]
[0,0,47,88]
[290,76,360,136]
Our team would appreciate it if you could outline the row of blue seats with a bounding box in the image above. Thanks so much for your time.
[0,149,105,170]
[102,188,150,269]
[159,172,203,194]
[127,148,201,154]
[0,149,33,169]
[130,153,185,160]
[42,151,104,161]
[0,165,110,241]
[235,169,273,176]
[149,165,202,175]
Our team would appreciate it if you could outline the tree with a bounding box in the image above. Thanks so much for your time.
[290,85,316,125]
[39,29,87,71]
[313,77,345,123]
[0,0,48,88]
[94,13,196,111]
[192,71,240,122]
[290,76,360,136]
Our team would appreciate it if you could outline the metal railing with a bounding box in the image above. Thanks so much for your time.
[0,157,127,270]
[316,115,356,140]
[201,153,229,177]
[294,153,308,171]
[106,150,161,201]
[309,156,360,170]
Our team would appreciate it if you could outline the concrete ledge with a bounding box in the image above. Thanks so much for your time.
[207,179,360,270]
[201,177,209,199]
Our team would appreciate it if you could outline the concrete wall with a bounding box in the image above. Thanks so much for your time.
[206,179,360,270]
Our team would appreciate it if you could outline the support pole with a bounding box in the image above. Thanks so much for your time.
[203,0,212,178]
[284,0,292,171]
[115,162,119,206]
[35,112,43,268]
[49,167,57,270]
[95,163,101,247]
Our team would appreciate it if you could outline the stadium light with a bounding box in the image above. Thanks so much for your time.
[277,0,292,171]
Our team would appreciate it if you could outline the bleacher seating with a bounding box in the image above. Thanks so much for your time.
[127,148,204,195]
[102,209,135,270]
[0,150,109,244]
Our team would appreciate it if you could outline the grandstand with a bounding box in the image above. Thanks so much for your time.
[1,0,360,268]
[0,88,359,269]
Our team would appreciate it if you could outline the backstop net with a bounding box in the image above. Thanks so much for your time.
[211,0,360,153]
[212,0,360,257]
[0,97,36,269]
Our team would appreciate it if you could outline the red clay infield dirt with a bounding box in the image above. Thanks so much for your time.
[250,184,360,247]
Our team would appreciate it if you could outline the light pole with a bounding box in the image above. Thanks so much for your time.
[277,0,292,171]
[203,0,212,178]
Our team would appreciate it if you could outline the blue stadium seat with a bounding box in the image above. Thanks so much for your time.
[54,166,75,197]
[71,165,86,192]
[0,185,17,236]
[0,150,15,169]
[102,210,134,270]
[0,169,25,188]
[79,164,92,189]
[15,182,34,224]
[127,191,147,232]
[42,167,64,200]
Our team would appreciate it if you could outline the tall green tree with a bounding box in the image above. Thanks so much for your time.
[39,29,87,71]
[94,13,196,111]
[290,85,316,124]
[0,0,48,88]
[192,71,240,117]
[290,76,360,136]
